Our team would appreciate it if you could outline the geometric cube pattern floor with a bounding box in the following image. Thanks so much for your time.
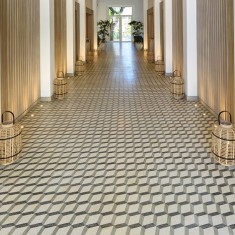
[0,43,235,235]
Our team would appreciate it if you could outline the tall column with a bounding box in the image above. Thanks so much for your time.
[79,0,86,61]
[143,0,148,50]
[93,0,98,51]
[154,0,161,61]
[66,0,75,76]
[164,0,173,74]
[40,0,55,101]
[183,0,198,101]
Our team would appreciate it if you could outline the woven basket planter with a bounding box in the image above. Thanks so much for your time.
[86,52,94,63]
[0,111,22,165]
[212,111,235,166]
[57,71,64,78]
[170,70,184,100]
[54,71,67,99]
[75,57,85,75]
[147,51,154,63]
[155,57,165,74]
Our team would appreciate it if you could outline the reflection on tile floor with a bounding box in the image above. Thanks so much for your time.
[0,43,235,235]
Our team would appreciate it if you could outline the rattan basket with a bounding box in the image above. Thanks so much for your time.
[54,71,67,99]
[170,70,184,100]
[147,51,154,63]
[155,57,165,74]
[57,71,64,78]
[212,111,235,166]
[75,57,85,75]
[86,52,94,63]
[0,111,22,165]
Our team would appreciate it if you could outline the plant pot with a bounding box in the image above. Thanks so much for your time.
[99,42,106,51]
[135,42,143,51]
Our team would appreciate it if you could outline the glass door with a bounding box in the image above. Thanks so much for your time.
[109,7,132,42]
[121,16,132,41]
[110,16,120,41]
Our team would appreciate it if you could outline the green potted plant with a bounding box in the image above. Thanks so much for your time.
[97,20,111,50]
[128,20,144,50]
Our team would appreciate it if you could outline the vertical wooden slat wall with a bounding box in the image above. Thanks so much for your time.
[197,0,234,118]
[0,0,3,118]
[172,0,183,74]
[0,0,40,120]
[75,3,80,61]
[86,9,94,52]
[160,2,164,61]
[147,8,154,52]
[54,0,67,76]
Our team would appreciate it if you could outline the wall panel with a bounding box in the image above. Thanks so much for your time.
[147,7,154,52]
[197,0,234,118]
[172,0,183,74]
[54,0,67,76]
[75,2,80,61]
[0,0,40,120]
[160,2,164,61]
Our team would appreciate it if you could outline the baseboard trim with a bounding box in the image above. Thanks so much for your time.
[66,73,75,77]
[15,98,41,122]
[165,73,173,77]
[186,96,199,101]
[199,98,217,118]
[41,96,54,102]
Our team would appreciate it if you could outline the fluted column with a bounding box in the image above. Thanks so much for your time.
[183,0,198,101]
[40,0,55,100]
[66,0,75,76]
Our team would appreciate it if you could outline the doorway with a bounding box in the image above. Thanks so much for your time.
[109,7,132,42]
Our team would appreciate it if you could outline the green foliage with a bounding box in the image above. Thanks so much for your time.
[109,7,125,16]
[97,20,111,43]
[128,20,143,36]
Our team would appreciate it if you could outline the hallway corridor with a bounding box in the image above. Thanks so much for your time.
[0,43,235,235]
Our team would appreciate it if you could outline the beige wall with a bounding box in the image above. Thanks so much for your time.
[197,0,234,119]
[0,0,40,120]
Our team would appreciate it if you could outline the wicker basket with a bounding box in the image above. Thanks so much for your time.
[212,111,235,166]
[155,57,165,74]
[0,111,22,165]
[170,70,184,100]
[54,71,67,99]
[75,57,85,75]
[147,51,154,63]
[57,71,64,78]
[86,52,93,63]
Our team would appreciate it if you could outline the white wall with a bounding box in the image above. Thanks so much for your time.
[86,0,93,9]
[97,0,143,22]
[40,0,55,100]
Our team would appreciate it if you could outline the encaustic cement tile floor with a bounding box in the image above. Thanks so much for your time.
[0,43,235,235]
